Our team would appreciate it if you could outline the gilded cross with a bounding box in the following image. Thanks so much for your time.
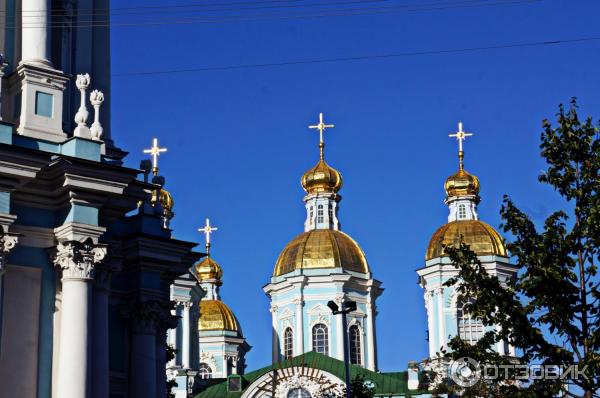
[198,218,218,253]
[309,112,334,145]
[448,122,473,152]
[143,138,167,173]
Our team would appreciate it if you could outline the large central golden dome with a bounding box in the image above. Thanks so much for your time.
[273,229,369,277]
[426,220,507,261]
[198,300,240,333]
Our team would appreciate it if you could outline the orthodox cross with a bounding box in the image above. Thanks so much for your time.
[448,122,473,170]
[309,112,334,160]
[143,138,167,175]
[198,218,218,254]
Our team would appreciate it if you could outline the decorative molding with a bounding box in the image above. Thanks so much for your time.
[199,351,217,371]
[274,374,343,398]
[89,90,104,140]
[53,238,107,281]
[74,73,91,138]
[0,227,18,274]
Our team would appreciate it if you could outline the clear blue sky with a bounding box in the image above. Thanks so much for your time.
[109,0,600,372]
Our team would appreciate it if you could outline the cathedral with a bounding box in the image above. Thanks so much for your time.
[0,1,518,398]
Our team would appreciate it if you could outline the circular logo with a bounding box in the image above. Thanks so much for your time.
[449,357,481,387]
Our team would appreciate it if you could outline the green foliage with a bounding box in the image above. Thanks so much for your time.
[167,344,178,398]
[438,99,599,398]
[342,375,375,398]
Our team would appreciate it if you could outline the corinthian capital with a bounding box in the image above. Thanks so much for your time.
[53,238,107,281]
[0,227,18,274]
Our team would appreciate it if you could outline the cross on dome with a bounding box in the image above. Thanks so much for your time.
[143,138,167,175]
[198,218,218,254]
[308,112,334,160]
[448,122,473,170]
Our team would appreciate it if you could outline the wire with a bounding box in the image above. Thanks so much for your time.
[6,0,541,29]
[112,36,600,77]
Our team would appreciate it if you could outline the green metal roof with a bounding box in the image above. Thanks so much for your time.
[194,351,428,397]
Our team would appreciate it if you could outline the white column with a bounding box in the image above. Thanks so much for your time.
[366,300,376,371]
[182,302,191,369]
[334,295,344,361]
[294,298,304,355]
[270,305,279,363]
[221,350,228,377]
[425,291,436,358]
[92,271,110,398]
[21,0,51,65]
[436,287,446,354]
[168,308,178,366]
[53,240,107,398]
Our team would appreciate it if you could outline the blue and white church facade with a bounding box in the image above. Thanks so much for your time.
[263,115,382,372]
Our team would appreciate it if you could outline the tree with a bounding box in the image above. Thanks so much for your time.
[343,375,375,398]
[166,344,178,398]
[438,99,599,397]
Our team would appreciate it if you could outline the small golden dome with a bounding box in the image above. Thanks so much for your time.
[444,168,480,197]
[198,300,240,333]
[301,160,343,194]
[426,220,507,261]
[194,256,223,282]
[152,188,174,212]
[274,229,369,277]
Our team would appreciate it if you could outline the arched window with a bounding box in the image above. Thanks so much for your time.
[198,363,213,379]
[458,204,467,219]
[328,206,334,222]
[288,388,311,398]
[349,325,362,365]
[317,205,324,223]
[312,323,329,355]
[284,327,294,360]
[457,298,484,344]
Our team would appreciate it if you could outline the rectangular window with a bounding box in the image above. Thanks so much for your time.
[35,92,53,117]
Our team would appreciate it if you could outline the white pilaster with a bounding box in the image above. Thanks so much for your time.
[270,305,279,363]
[294,298,304,355]
[334,294,344,361]
[182,302,191,369]
[436,287,445,355]
[53,239,107,398]
[92,269,110,398]
[366,299,376,371]
[425,291,435,357]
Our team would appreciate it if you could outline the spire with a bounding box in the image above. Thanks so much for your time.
[195,218,223,299]
[445,122,480,222]
[198,218,218,255]
[448,121,473,171]
[308,112,334,160]
[143,137,174,227]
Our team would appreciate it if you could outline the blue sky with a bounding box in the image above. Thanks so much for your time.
[109,0,600,371]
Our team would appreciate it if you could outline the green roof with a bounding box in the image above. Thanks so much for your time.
[194,351,428,397]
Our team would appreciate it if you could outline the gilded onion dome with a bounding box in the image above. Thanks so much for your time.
[198,300,241,333]
[301,159,343,194]
[273,229,370,277]
[194,256,223,282]
[444,168,480,197]
[426,220,507,260]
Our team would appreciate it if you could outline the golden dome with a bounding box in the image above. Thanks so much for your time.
[152,188,174,212]
[444,168,480,197]
[301,159,343,194]
[426,220,507,261]
[273,229,369,277]
[198,300,240,332]
[194,256,223,282]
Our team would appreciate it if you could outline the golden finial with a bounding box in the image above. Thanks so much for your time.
[448,122,473,171]
[309,112,334,160]
[198,218,218,255]
[143,138,168,176]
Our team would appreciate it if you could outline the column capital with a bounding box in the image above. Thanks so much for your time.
[121,300,177,335]
[293,297,304,307]
[53,238,107,281]
[269,305,279,314]
[334,293,345,306]
[0,227,19,274]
